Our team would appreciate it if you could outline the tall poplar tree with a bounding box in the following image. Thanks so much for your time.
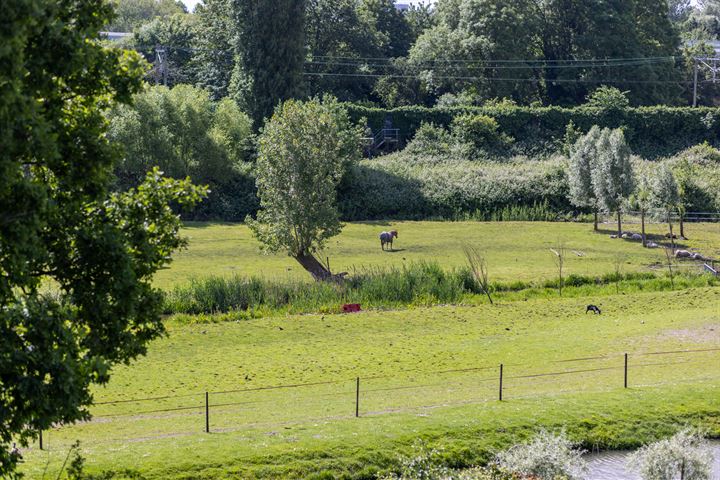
[232,0,307,127]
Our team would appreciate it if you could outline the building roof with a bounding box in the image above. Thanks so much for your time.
[99,31,132,41]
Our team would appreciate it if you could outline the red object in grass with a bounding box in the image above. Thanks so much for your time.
[342,303,361,313]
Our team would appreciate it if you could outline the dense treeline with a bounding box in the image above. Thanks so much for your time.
[348,102,720,159]
[108,85,720,222]
[108,85,258,220]
[105,1,720,224]
[111,0,720,108]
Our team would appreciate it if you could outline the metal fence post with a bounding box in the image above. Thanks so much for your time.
[624,353,628,389]
[355,377,360,417]
[499,364,504,401]
[205,391,210,433]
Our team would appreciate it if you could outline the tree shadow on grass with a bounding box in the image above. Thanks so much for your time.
[594,228,689,250]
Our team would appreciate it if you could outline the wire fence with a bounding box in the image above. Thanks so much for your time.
[33,346,720,450]
[598,210,720,224]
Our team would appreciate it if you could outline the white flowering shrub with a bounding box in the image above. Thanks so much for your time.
[494,430,587,480]
[627,429,714,480]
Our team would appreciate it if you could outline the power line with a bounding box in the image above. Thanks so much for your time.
[309,54,681,64]
[306,58,677,71]
[303,71,690,85]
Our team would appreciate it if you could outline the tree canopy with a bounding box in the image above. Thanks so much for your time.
[107,0,186,32]
[0,1,205,475]
[231,0,307,127]
[247,97,362,280]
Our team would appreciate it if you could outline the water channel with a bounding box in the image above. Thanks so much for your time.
[585,441,720,479]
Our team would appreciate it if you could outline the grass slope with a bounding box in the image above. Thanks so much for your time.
[19,287,720,479]
[155,221,720,289]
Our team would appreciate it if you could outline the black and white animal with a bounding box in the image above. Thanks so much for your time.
[586,304,601,315]
[379,230,398,251]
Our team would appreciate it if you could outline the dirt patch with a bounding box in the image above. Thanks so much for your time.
[654,325,720,344]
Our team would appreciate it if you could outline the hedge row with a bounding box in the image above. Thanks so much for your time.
[348,104,720,159]
[338,156,572,220]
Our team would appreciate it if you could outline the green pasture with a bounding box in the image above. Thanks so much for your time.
[19,287,720,479]
[155,221,720,289]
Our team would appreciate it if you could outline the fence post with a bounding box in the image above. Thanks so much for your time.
[355,377,360,417]
[205,391,210,433]
[499,364,504,401]
[624,353,628,389]
[39,430,43,450]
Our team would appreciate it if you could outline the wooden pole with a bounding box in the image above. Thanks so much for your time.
[499,364,504,401]
[624,354,628,389]
[205,391,210,433]
[355,377,360,417]
[693,59,699,108]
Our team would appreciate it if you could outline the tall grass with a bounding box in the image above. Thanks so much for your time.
[164,262,719,321]
[164,262,467,316]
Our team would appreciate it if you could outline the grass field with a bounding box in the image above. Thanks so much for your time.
[18,285,720,479]
[154,221,720,289]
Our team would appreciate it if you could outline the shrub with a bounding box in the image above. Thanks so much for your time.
[340,155,570,220]
[450,114,513,160]
[378,442,511,480]
[627,429,714,480]
[404,123,456,158]
[675,142,720,167]
[585,86,631,110]
[108,85,256,221]
[494,430,587,480]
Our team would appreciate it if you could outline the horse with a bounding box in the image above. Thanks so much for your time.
[586,305,601,315]
[379,230,398,251]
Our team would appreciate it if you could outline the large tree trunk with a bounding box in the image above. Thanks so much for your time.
[617,210,622,238]
[641,209,646,248]
[593,210,598,231]
[294,253,332,281]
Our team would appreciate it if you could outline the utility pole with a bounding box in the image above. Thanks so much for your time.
[155,46,168,86]
[693,58,698,107]
[693,56,720,107]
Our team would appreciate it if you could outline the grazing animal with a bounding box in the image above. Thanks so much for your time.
[586,305,601,315]
[379,230,398,251]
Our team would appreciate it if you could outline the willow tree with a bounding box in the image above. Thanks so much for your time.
[652,164,680,251]
[247,97,362,280]
[630,165,654,248]
[591,128,635,238]
[568,126,602,230]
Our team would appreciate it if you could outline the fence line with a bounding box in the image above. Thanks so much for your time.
[87,347,720,408]
[35,347,719,451]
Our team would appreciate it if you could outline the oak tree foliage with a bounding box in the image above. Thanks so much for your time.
[0,1,205,475]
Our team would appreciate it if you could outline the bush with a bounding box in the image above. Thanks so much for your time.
[108,84,256,221]
[627,429,714,480]
[585,86,631,110]
[675,142,720,167]
[450,114,513,160]
[494,430,587,480]
[339,155,570,220]
[404,123,456,158]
